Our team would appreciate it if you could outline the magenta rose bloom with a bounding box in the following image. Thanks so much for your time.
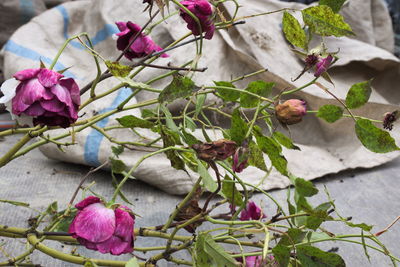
[115,21,168,60]
[0,68,80,128]
[69,196,135,255]
[240,201,266,221]
[180,0,215,40]
[237,255,277,267]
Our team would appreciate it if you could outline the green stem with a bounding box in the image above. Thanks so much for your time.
[279,77,318,97]
[206,86,274,103]
[307,111,382,123]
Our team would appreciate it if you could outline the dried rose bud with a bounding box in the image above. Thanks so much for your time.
[192,139,237,162]
[383,111,398,131]
[314,55,334,77]
[275,99,307,125]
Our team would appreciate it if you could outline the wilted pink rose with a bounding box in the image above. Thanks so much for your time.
[240,201,266,221]
[0,68,80,128]
[69,196,135,255]
[180,0,215,40]
[314,55,333,77]
[115,21,168,60]
[237,255,277,267]
[232,146,249,173]
[275,99,307,125]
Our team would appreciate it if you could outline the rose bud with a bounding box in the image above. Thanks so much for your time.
[0,68,80,128]
[232,146,249,173]
[383,111,398,131]
[69,196,135,255]
[114,21,168,60]
[240,201,266,221]
[179,0,215,40]
[275,99,307,125]
[192,139,237,162]
[314,55,334,77]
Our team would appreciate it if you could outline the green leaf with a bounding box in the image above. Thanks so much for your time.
[159,75,196,103]
[222,175,243,206]
[305,202,331,230]
[278,228,307,246]
[125,257,140,267]
[214,81,240,102]
[141,108,156,118]
[195,94,206,117]
[297,246,346,267]
[160,104,180,133]
[195,232,212,267]
[346,222,373,232]
[248,141,268,171]
[184,115,196,131]
[273,132,300,150]
[161,126,185,170]
[198,233,238,267]
[240,81,274,108]
[111,145,124,157]
[196,158,217,192]
[105,61,133,77]
[46,201,58,215]
[0,199,30,207]
[317,105,343,123]
[302,5,354,37]
[282,11,308,49]
[272,245,291,267]
[110,158,127,174]
[230,108,248,145]
[345,81,372,109]
[254,127,288,176]
[295,177,319,197]
[116,115,155,129]
[182,130,199,146]
[355,119,399,153]
[319,0,346,13]
[53,209,77,232]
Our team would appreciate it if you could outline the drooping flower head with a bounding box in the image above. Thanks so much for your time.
[115,21,168,60]
[240,201,266,221]
[192,139,237,162]
[275,99,307,125]
[0,68,80,128]
[383,110,398,131]
[314,55,334,77]
[69,196,135,255]
[179,0,215,40]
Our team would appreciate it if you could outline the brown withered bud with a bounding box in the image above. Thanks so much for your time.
[192,139,237,162]
[383,111,398,131]
[275,99,307,125]
[174,187,203,233]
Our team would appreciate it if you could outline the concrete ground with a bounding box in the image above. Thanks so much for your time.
[0,114,399,266]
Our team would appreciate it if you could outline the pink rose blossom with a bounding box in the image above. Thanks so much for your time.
[180,0,215,40]
[314,55,334,77]
[0,68,80,127]
[240,201,266,221]
[115,21,168,60]
[69,196,135,255]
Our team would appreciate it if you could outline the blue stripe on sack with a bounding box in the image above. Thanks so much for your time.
[83,87,132,166]
[3,40,76,78]
[55,5,118,49]
[19,0,36,24]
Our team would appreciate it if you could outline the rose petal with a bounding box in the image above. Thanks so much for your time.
[96,236,132,255]
[75,196,101,210]
[114,207,135,242]
[40,98,65,112]
[37,69,63,87]
[13,68,40,81]
[50,83,73,108]
[72,203,115,243]
[0,78,19,104]
[12,79,48,113]
[59,78,80,105]
[24,102,45,116]
[115,21,128,32]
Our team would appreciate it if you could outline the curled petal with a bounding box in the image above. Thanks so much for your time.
[0,78,19,104]
[24,102,45,116]
[96,236,132,255]
[75,196,101,210]
[13,68,40,81]
[114,207,135,242]
[40,98,65,112]
[59,78,80,106]
[37,69,63,87]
